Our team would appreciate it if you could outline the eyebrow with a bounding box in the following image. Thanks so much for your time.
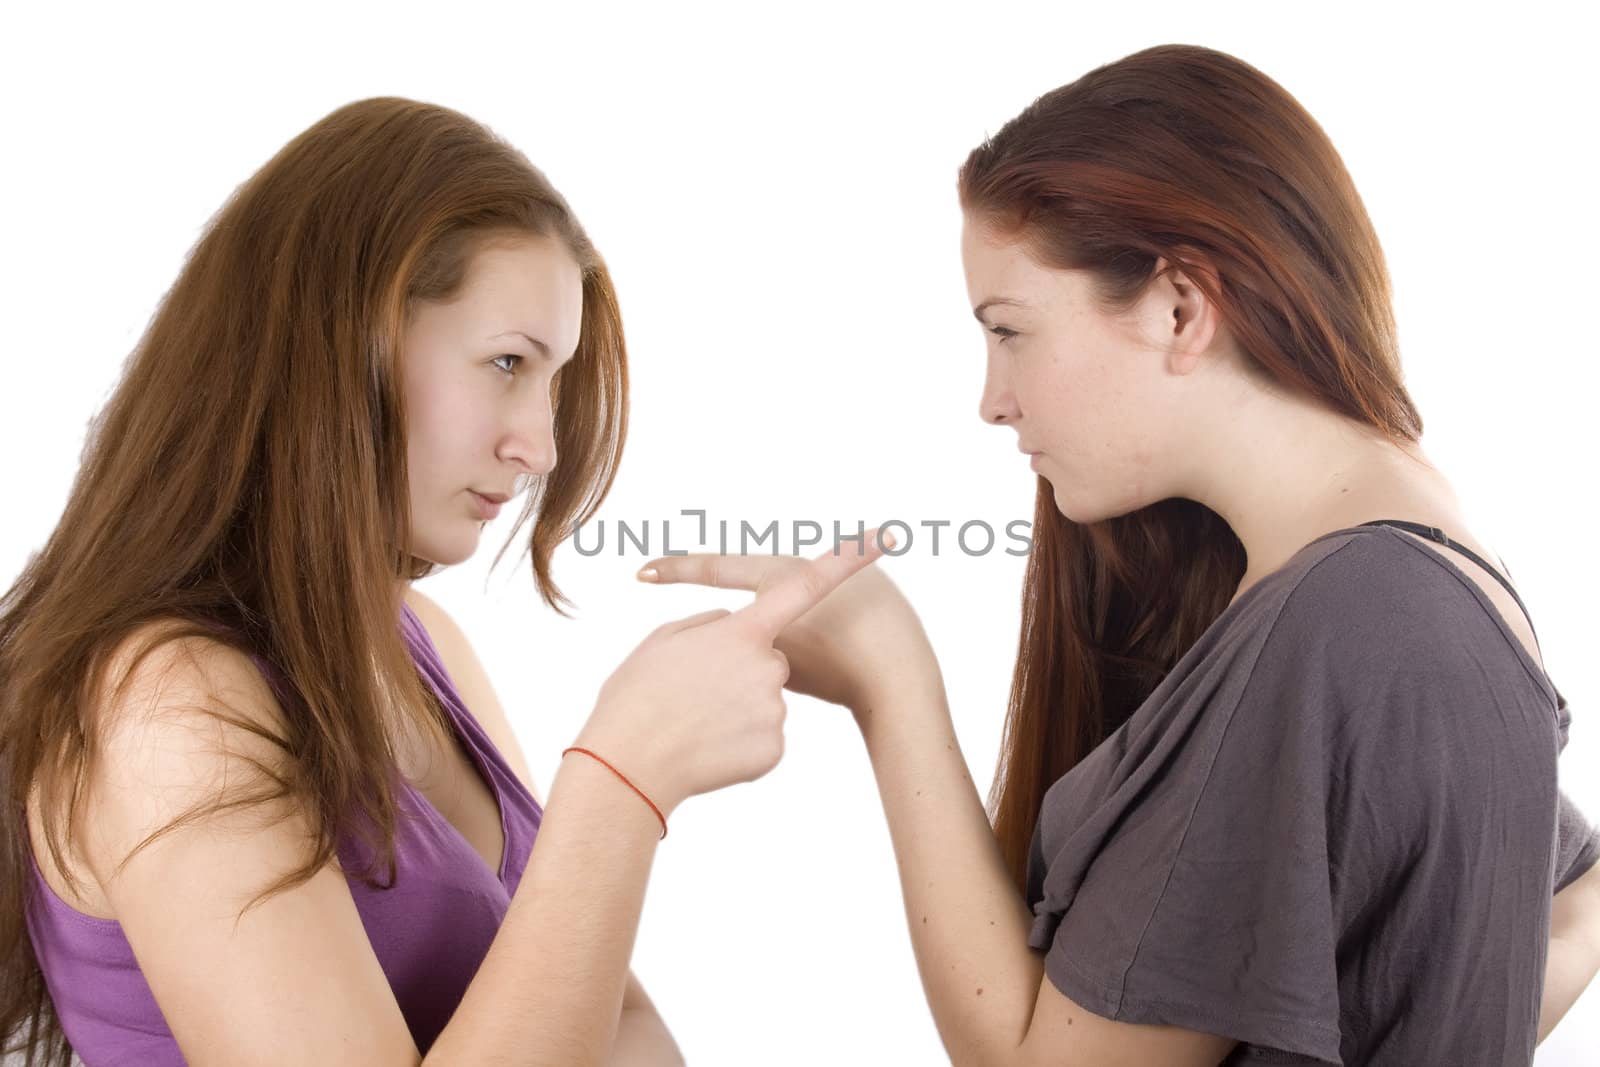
[972,298,1029,323]
[492,329,582,367]
[490,330,551,357]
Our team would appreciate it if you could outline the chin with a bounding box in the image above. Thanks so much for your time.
[415,531,475,568]
[1047,481,1139,526]
[1046,480,1083,522]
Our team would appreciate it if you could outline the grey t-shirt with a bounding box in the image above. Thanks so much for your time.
[1024,524,1599,1065]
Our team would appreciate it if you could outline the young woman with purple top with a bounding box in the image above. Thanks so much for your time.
[640,44,1600,1064]
[0,97,887,1065]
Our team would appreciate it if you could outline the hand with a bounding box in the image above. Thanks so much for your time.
[635,531,939,722]
[574,530,892,817]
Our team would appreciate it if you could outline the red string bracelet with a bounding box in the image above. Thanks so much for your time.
[561,746,668,840]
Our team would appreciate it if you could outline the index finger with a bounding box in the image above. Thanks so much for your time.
[733,526,896,638]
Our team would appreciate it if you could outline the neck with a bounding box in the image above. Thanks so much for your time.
[1179,385,1459,604]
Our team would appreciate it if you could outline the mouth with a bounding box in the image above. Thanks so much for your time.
[469,491,503,520]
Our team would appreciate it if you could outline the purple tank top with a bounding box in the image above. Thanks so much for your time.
[24,600,544,1063]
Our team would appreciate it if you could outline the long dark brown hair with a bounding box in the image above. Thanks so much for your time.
[961,45,1424,891]
[0,97,628,1064]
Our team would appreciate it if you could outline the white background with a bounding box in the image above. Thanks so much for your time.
[4,2,1596,1063]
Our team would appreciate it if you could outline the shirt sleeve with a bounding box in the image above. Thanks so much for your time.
[1025,592,1344,1065]
[1555,788,1600,894]
[1552,691,1599,894]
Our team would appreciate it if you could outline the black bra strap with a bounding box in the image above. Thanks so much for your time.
[1359,519,1540,649]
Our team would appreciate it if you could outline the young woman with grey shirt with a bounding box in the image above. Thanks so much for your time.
[641,44,1600,1064]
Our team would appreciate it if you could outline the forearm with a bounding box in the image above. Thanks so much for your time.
[425,754,662,1066]
[854,677,1044,1066]
[608,1004,685,1066]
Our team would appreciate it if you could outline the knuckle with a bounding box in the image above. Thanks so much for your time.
[798,570,827,603]
[730,610,765,642]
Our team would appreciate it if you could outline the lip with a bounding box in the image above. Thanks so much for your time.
[469,491,503,520]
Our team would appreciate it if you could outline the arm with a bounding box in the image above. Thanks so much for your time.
[852,668,1236,1067]
[86,549,864,1065]
[425,755,665,1064]
[1539,857,1600,1044]
[404,588,685,1066]
[636,550,1235,1066]
[610,972,684,1066]
[85,626,668,1066]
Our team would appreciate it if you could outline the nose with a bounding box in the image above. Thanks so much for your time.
[500,393,558,477]
[978,352,1020,425]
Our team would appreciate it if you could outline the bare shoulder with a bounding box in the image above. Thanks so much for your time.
[402,587,542,804]
[65,618,421,1063]
[78,618,301,888]
[31,619,284,917]
[93,618,283,732]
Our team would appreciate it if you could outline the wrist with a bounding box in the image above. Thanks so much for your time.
[563,730,682,830]
[550,750,675,849]
[849,629,942,709]
[849,664,950,742]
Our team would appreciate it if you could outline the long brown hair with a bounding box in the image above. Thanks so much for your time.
[0,97,628,1063]
[960,45,1424,891]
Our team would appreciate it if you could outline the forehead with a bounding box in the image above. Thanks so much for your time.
[960,217,1068,306]
[450,234,584,355]
[460,235,581,308]
[963,218,1037,279]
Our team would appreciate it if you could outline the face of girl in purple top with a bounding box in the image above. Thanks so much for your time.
[398,234,582,566]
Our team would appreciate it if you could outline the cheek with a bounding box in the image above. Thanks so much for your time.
[405,378,482,484]
[1021,350,1098,448]
[1025,347,1148,464]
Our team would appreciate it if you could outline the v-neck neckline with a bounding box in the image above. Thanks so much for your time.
[399,602,510,887]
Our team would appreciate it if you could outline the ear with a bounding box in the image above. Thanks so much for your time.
[1152,250,1224,374]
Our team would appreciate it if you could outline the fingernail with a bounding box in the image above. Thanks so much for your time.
[882,529,898,550]
[637,566,659,582]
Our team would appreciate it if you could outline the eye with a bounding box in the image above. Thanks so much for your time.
[491,354,524,375]
[987,325,1018,343]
